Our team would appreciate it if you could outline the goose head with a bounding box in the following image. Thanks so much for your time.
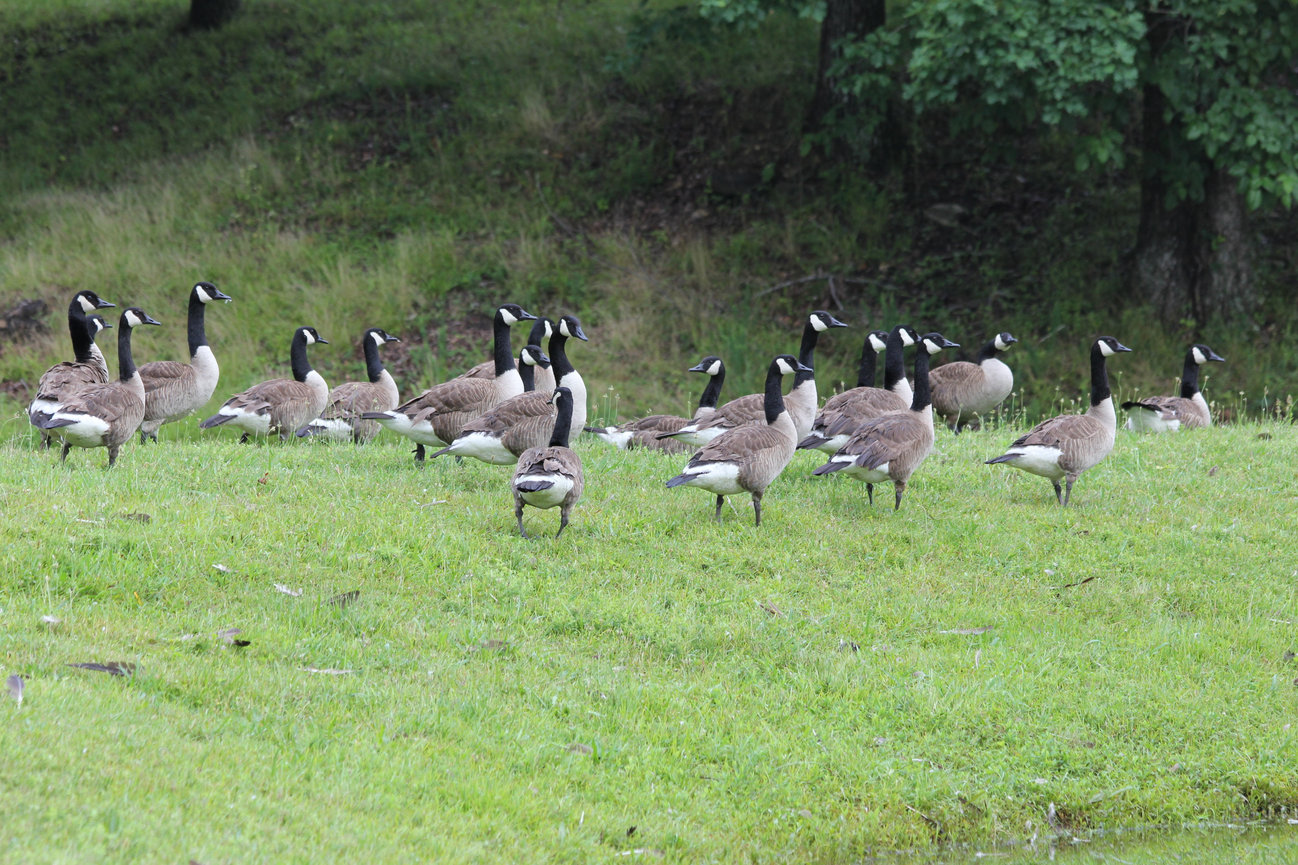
[993,332,1018,352]
[88,315,113,339]
[867,330,889,354]
[1191,344,1225,365]
[809,310,849,332]
[193,282,232,304]
[367,328,401,347]
[497,303,538,326]
[298,326,329,346]
[557,315,588,341]
[689,356,724,376]
[122,308,162,329]
[1096,336,1132,357]
[76,290,116,314]
[920,332,959,355]
[520,344,552,368]
[773,354,814,376]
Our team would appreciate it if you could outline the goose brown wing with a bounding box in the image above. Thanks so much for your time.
[838,413,927,470]
[36,361,111,401]
[56,382,143,426]
[686,424,788,468]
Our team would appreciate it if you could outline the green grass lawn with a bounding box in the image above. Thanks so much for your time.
[1,418,1295,862]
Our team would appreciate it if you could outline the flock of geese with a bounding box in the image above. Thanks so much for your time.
[24,285,1226,535]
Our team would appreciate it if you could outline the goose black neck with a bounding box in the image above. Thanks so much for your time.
[547,333,576,380]
[910,348,933,412]
[290,331,314,383]
[975,338,999,364]
[883,328,907,389]
[697,367,725,410]
[117,321,138,382]
[795,321,818,386]
[186,291,210,358]
[492,313,516,377]
[67,305,94,364]
[520,357,536,392]
[526,318,549,348]
[549,393,574,447]
[855,339,879,388]
[362,335,386,383]
[763,362,787,425]
[1179,351,1201,398]
[1089,343,1112,406]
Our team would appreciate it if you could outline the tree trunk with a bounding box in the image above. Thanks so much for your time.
[1131,11,1255,324]
[189,0,241,30]
[807,0,885,130]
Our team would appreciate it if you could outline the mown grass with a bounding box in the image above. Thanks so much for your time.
[2,419,1296,862]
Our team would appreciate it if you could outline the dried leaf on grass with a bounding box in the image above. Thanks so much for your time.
[68,661,135,677]
[5,674,23,706]
[118,512,151,524]
[937,626,992,636]
[756,599,783,617]
[565,742,593,755]
[302,667,353,675]
[474,639,508,652]
[328,590,360,608]
[274,583,302,597]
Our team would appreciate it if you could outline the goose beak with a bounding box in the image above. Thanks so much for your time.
[385,334,402,343]
[1207,350,1225,362]
[1114,341,1133,353]
[101,321,114,329]
[97,299,117,309]
[535,350,552,367]
[828,315,849,328]
[1002,334,1018,345]
[571,323,589,341]
[687,360,712,373]
[316,336,330,344]
[142,313,163,326]
[517,309,539,322]
[796,360,814,373]
[213,288,233,302]
[941,337,960,349]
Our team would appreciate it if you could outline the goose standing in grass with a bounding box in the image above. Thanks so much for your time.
[297,328,402,442]
[427,344,555,464]
[587,355,726,454]
[811,332,958,510]
[929,331,1018,433]
[662,311,846,447]
[665,354,811,527]
[29,290,117,447]
[462,316,556,393]
[798,325,918,454]
[137,281,232,442]
[511,386,584,539]
[35,307,161,466]
[986,336,1132,505]
[200,326,330,442]
[1122,344,1224,432]
[362,303,536,462]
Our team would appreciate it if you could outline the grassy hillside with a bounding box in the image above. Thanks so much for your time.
[2,423,1297,861]
[2,0,1296,436]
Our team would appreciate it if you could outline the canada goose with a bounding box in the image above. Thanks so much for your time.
[462,317,557,392]
[586,355,726,454]
[362,303,536,461]
[199,326,330,442]
[35,308,162,466]
[811,333,959,509]
[296,328,402,442]
[986,336,1132,505]
[511,386,584,538]
[797,325,918,454]
[28,290,117,447]
[663,311,846,446]
[428,344,556,464]
[137,281,233,443]
[929,331,1017,432]
[665,354,811,526]
[1122,344,1224,432]
[30,313,115,448]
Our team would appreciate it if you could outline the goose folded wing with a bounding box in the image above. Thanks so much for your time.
[37,362,110,400]
[139,361,195,400]
[687,425,788,466]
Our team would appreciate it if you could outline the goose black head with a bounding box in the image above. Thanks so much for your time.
[520,344,552,368]
[921,332,959,355]
[994,332,1018,351]
[1191,343,1225,364]
[810,310,849,332]
[497,303,537,325]
[194,282,232,304]
[689,356,724,376]
[299,326,329,345]
[88,315,113,337]
[75,290,116,314]
[1096,336,1132,357]
[773,354,814,376]
[366,328,401,346]
[867,330,889,353]
[557,315,588,341]
[122,308,162,328]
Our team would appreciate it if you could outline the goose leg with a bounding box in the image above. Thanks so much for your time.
[107,445,119,467]
[752,491,763,527]
[239,433,250,444]
[866,483,874,506]
[556,508,570,539]
[893,481,905,511]
[1063,477,1076,507]
[714,494,724,522]
[414,444,426,464]
[39,432,51,450]
[60,442,71,463]
[1052,480,1063,504]
[515,498,529,538]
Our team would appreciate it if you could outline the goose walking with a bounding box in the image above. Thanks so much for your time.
[663,311,846,446]
[297,328,402,443]
[137,281,232,442]
[929,331,1017,432]
[665,354,811,526]
[34,308,162,466]
[811,333,958,509]
[587,355,726,454]
[1122,344,1224,432]
[29,290,117,448]
[200,326,330,442]
[511,386,584,539]
[798,325,917,454]
[986,336,1132,505]
[362,303,536,462]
